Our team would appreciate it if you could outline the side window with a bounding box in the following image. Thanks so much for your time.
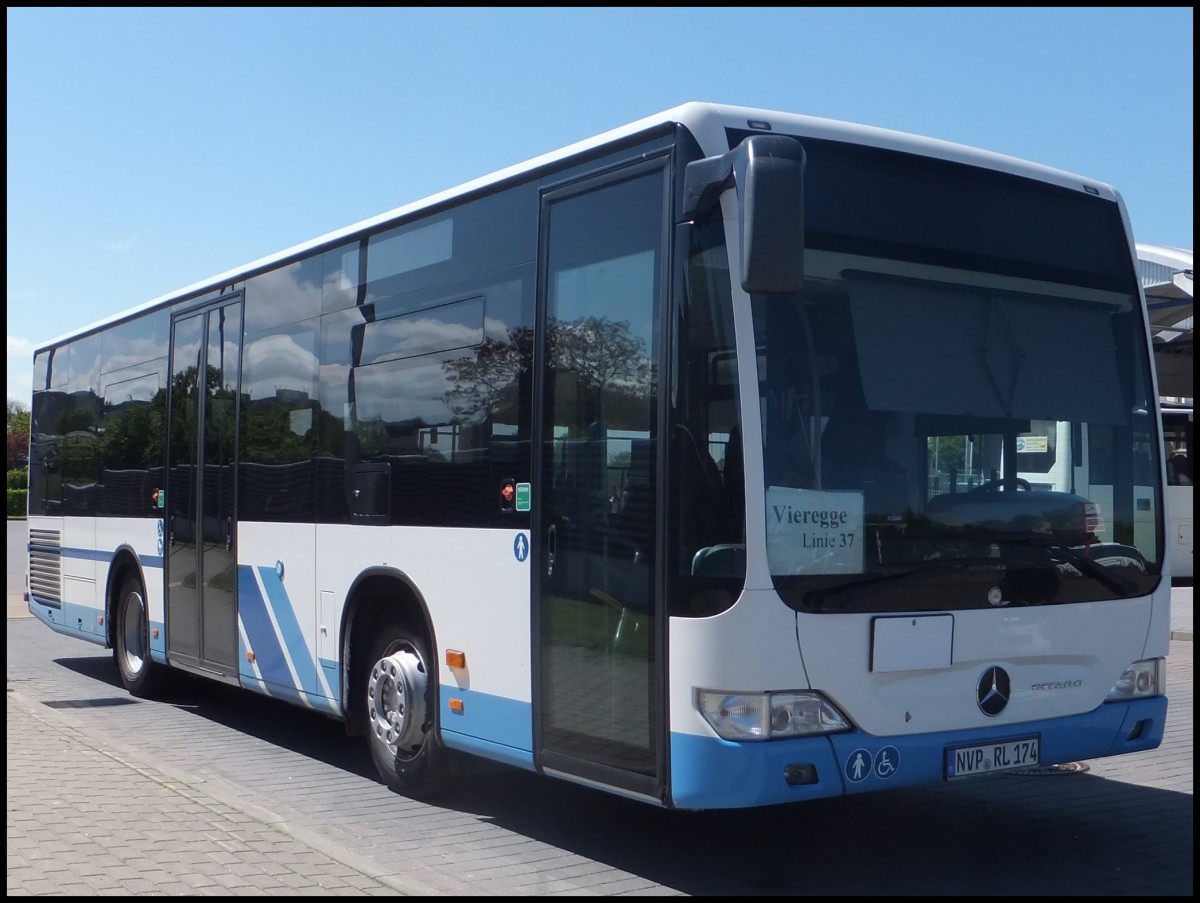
[343,274,531,527]
[97,310,170,517]
[542,170,663,590]
[239,321,319,522]
[59,335,103,515]
[315,183,537,526]
[672,213,746,614]
[28,350,56,517]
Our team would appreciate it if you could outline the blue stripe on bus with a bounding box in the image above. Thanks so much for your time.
[58,546,112,562]
[30,544,164,570]
[317,658,342,701]
[27,597,106,646]
[439,688,533,754]
[668,695,1167,809]
[441,730,536,772]
[149,616,167,663]
[238,671,341,716]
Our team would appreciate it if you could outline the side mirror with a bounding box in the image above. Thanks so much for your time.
[734,135,805,293]
[683,135,805,294]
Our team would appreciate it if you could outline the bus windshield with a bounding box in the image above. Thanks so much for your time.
[743,143,1161,613]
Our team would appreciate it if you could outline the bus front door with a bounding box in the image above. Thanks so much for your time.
[164,298,243,681]
[534,160,668,802]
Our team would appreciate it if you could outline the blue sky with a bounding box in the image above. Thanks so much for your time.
[6,7,1193,407]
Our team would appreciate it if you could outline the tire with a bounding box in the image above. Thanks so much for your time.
[113,573,171,698]
[364,619,448,800]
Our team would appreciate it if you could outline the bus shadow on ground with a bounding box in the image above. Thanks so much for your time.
[46,651,377,779]
[437,767,1195,896]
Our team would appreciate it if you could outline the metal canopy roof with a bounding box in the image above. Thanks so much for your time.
[1138,243,1193,401]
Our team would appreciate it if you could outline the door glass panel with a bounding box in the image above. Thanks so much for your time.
[539,168,664,776]
[167,314,204,660]
[201,304,241,670]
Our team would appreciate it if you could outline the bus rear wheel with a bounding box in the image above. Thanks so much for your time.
[364,621,447,799]
[113,574,170,698]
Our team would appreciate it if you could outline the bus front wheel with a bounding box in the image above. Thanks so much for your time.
[364,621,447,799]
[114,573,170,698]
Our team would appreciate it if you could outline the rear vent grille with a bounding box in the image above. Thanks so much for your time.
[28,528,62,604]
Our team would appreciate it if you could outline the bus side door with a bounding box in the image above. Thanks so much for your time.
[165,297,243,680]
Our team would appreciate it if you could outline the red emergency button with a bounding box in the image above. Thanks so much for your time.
[500,479,516,512]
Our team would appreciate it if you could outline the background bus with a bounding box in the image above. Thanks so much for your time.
[1161,402,1193,580]
[924,418,1157,583]
[25,103,1171,810]
[1137,243,1193,582]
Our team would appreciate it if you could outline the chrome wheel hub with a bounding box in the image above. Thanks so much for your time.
[368,646,428,754]
[120,592,146,675]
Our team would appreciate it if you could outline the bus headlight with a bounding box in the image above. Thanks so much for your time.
[696,689,850,740]
[1105,658,1164,701]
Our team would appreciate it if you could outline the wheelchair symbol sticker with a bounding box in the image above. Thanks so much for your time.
[874,746,899,779]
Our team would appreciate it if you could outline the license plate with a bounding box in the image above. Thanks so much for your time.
[945,736,1040,779]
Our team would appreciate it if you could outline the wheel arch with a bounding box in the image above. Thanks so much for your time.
[104,545,147,652]
[341,566,437,736]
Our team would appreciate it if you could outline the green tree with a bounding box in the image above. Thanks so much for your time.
[7,399,30,471]
[7,399,30,515]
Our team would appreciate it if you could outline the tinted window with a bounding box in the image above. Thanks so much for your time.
[239,321,319,522]
[315,181,537,526]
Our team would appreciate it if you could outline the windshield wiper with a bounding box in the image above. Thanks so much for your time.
[801,557,1005,611]
[1018,538,1138,597]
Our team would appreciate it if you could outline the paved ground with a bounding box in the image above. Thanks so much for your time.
[7,695,422,895]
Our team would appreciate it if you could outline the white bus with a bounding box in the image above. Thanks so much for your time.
[25,102,1170,810]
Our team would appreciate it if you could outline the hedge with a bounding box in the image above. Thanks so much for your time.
[7,488,27,518]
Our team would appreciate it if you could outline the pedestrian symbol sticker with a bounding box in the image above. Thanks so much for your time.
[846,748,872,782]
[513,533,529,562]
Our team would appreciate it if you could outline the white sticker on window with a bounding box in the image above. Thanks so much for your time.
[766,487,865,575]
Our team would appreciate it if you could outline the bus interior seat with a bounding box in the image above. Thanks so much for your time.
[723,423,745,537]
[1168,453,1192,485]
[675,423,732,549]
